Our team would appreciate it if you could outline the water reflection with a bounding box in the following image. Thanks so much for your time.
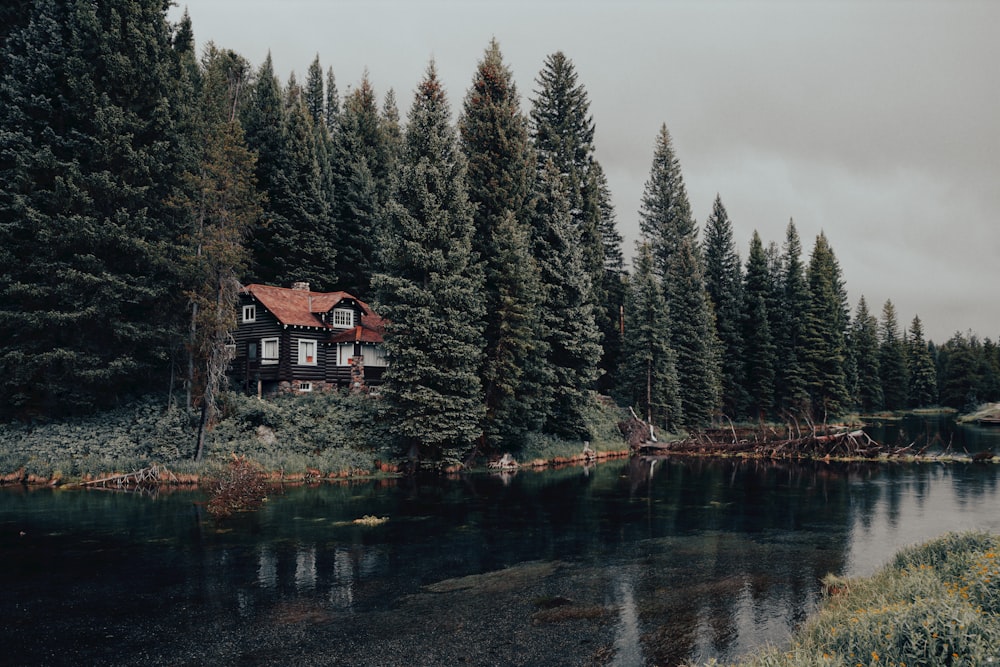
[2,455,1000,665]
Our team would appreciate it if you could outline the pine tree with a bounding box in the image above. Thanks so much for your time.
[703,195,747,418]
[637,123,719,427]
[179,46,263,459]
[530,158,602,439]
[530,52,623,392]
[621,243,681,431]
[304,54,326,126]
[801,232,850,418]
[742,231,777,420]
[851,296,884,414]
[638,124,696,278]
[594,162,626,394]
[0,0,189,417]
[906,315,938,407]
[879,300,909,411]
[459,39,541,449]
[324,66,340,131]
[373,63,485,469]
[775,220,811,416]
[937,332,983,412]
[665,236,722,427]
[332,73,393,296]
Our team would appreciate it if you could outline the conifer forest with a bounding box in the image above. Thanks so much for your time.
[1,2,998,465]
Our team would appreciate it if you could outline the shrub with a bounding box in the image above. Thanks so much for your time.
[206,455,268,518]
[743,532,1000,667]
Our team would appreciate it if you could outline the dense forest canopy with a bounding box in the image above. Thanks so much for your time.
[1,2,997,461]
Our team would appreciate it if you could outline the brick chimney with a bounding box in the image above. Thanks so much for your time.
[291,281,310,291]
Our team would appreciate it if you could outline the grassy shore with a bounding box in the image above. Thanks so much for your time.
[738,531,1000,666]
[0,390,629,485]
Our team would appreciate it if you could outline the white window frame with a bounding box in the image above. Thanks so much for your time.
[337,343,353,367]
[297,381,313,392]
[242,304,256,323]
[331,308,354,328]
[297,339,317,366]
[261,337,279,365]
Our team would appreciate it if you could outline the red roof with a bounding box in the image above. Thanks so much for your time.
[242,284,384,343]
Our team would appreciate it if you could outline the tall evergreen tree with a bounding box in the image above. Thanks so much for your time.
[620,243,681,431]
[0,0,189,417]
[530,52,623,393]
[332,74,393,296]
[665,236,722,427]
[304,54,326,126]
[742,231,777,420]
[324,66,340,131]
[637,123,719,426]
[459,39,541,448]
[937,332,983,411]
[594,162,626,394]
[775,220,811,416]
[702,194,747,418]
[801,232,850,418]
[851,296,884,414]
[879,299,909,411]
[906,315,938,407]
[530,158,603,439]
[638,124,696,278]
[179,46,262,459]
[373,63,485,469]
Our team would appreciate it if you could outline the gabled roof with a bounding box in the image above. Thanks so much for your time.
[241,284,384,343]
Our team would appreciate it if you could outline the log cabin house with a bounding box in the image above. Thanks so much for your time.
[229,282,387,395]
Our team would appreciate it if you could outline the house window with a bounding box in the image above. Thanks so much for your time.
[261,337,279,364]
[247,342,257,361]
[331,308,354,328]
[297,382,313,392]
[242,305,256,322]
[337,343,353,366]
[298,340,317,365]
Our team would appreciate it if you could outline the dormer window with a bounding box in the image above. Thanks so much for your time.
[242,305,256,323]
[331,308,354,328]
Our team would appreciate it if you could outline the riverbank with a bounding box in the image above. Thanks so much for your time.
[0,391,630,487]
[738,531,1000,666]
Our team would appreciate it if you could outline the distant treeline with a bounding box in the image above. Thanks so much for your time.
[0,2,996,464]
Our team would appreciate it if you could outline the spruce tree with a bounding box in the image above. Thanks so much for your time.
[530,52,623,393]
[742,231,777,420]
[879,300,909,411]
[703,194,748,418]
[179,46,263,459]
[775,220,811,417]
[665,236,722,428]
[801,233,850,419]
[906,315,938,407]
[638,123,719,427]
[621,243,681,431]
[459,39,541,449]
[638,124,696,278]
[0,0,189,417]
[851,296,884,414]
[530,158,602,439]
[332,74,394,296]
[373,63,485,468]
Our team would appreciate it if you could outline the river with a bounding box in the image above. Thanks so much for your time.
[3,424,1000,665]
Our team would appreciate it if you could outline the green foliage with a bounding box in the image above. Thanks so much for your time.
[775,220,811,416]
[879,300,910,411]
[907,315,938,407]
[801,233,850,419]
[744,532,1000,667]
[703,195,748,418]
[742,231,777,420]
[851,296,884,413]
[530,159,603,439]
[619,243,681,431]
[0,0,190,418]
[374,63,486,467]
[459,40,543,450]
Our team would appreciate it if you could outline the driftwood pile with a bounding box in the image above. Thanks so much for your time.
[633,423,932,460]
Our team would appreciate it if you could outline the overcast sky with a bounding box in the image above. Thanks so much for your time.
[168,0,999,343]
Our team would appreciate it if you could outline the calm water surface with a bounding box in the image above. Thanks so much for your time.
[3,433,1000,665]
